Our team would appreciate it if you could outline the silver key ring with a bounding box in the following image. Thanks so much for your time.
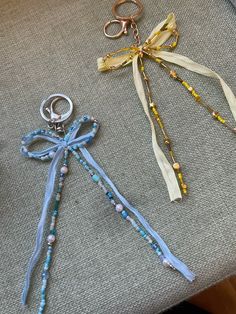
[40,94,74,124]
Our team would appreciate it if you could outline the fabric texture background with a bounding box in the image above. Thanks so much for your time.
[229,0,236,8]
[0,0,235,313]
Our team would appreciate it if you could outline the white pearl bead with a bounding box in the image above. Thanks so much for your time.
[60,166,68,174]
[49,151,55,158]
[162,258,170,267]
[47,234,56,244]
[115,204,124,213]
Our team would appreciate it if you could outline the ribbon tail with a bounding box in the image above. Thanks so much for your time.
[79,147,195,282]
[21,147,64,305]
[156,51,236,121]
[132,55,182,202]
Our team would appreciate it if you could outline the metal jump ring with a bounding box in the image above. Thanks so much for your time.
[112,0,143,21]
[40,94,74,124]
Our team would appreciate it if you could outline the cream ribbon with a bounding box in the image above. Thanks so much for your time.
[98,13,236,202]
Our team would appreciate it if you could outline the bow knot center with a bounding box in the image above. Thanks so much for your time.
[61,140,69,149]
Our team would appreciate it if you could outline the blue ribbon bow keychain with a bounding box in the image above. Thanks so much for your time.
[21,94,195,313]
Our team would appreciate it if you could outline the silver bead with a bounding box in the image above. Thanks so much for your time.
[162,258,176,270]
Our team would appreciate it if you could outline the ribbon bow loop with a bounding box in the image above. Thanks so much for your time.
[97,13,178,72]
[21,129,62,161]
[67,115,99,149]
[20,115,100,161]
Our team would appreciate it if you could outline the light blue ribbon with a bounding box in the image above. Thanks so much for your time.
[21,115,195,304]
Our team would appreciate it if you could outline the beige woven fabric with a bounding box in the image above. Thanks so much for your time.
[0,0,236,313]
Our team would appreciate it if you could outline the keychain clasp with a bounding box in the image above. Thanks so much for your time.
[104,0,143,39]
[104,19,130,39]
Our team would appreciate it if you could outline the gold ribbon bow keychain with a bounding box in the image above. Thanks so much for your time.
[98,0,236,202]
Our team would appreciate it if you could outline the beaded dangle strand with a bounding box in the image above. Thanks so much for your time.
[38,150,68,314]
[99,0,236,201]
[21,94,195,313]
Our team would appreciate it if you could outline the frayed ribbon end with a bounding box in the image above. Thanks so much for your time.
[97,57,109,72]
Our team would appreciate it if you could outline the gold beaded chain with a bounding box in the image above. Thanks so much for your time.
[153,57,236,133]
[139,56,187,195]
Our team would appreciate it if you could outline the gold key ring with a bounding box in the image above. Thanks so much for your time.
[104,0,143,39]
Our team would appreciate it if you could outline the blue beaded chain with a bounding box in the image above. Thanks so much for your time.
[38,150,68,314]
[21,114,195,313]
[70,147,165,258]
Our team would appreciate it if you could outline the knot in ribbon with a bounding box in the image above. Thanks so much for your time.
[98,13,178,72]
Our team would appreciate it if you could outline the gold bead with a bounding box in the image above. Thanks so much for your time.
[170,70,177,79]
[155,58,162,63]
[192,90,200,100]
[172,29,178,36]
[178,172,183,179]
[218,115,226,124]
[181,183,187,189]
[149,102,156,109]
[173,162,180,170]
[182,81,190,89]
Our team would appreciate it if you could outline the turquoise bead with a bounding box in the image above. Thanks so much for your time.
[92,174,100,183]
[53,210,58,217]
[106,192,113,199]
[140,230,146,238]
[121,210,128,219]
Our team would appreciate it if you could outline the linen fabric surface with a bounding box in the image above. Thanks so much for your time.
[0,0,235,313]
[229,0,236,8]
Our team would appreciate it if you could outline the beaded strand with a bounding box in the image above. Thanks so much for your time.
[139,56,187,195]
[38,150,69,314]
[154,58,236,134]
